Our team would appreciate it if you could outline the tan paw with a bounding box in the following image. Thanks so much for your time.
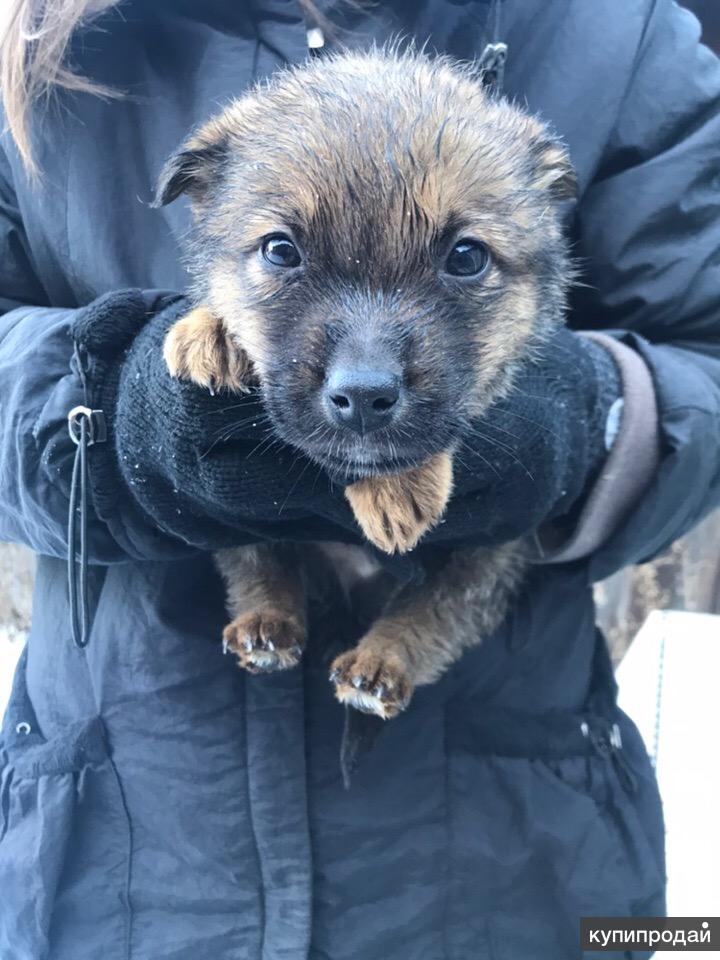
[344,451,454,554]
[222,610,304,673]
[163,306,255,393]
[330,647,413,719]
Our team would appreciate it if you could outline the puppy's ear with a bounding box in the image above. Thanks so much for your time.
[528,133,577,202]
[153,134,229,207]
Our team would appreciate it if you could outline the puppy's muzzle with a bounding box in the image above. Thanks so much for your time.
[324,364,403,435]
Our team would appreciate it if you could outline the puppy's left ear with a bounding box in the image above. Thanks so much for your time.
[153,131,229,207]
[528,134,577,202]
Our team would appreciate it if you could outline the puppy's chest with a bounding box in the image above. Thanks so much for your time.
[313,542,383,596]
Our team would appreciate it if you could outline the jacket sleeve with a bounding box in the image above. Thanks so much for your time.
[0,156,191,562]
[0,302,117,560]
[569,0,720,581]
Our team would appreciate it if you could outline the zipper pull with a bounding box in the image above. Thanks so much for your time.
[307,26,325,57]
[607,723,638,794]
[581,719,637,795]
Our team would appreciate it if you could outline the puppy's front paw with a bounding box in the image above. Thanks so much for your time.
[345,451,454,554]
[222,610,304,673]
[164,306,255,393]
[330,648,413,719]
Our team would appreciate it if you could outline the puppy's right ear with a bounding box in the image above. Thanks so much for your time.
[153,135,229,207]
[527,131,577,203]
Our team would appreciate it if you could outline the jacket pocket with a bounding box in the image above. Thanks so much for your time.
[445,709,665,960]
[0,652,132,960]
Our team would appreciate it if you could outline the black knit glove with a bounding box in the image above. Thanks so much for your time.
[429,328,620,550]
[73,290,618,566]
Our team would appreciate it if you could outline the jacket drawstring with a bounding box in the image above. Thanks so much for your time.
[67,404,106,649]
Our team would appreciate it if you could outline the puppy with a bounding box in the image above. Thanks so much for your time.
[155,49,575,718]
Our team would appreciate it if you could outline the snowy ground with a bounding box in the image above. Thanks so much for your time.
[0,627,24,721]
[617,610,720,957]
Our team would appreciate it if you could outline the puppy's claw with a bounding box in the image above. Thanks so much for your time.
[223,610,305,673]
[330,648,413,719]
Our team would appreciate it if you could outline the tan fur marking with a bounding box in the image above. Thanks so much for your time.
[206,265,271,376]
[344,451,454,554]
[468,278,541,415]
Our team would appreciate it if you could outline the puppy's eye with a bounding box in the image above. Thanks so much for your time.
[262,234,302,268]
[444,239,490,278]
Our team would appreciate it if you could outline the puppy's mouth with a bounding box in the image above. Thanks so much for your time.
[314,448,420,479]
[302,430,457,478]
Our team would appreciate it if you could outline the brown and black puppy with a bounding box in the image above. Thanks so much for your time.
[155,49,575,718]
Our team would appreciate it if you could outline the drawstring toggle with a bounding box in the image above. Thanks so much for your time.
[68,405,106,447]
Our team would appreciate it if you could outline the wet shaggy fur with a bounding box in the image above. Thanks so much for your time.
[157,48,575,718]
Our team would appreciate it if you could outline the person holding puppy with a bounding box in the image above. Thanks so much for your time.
[0,1,718,958]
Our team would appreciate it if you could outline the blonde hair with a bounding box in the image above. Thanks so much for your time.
[0,0,348,172]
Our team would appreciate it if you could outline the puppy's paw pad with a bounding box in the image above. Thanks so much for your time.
[223,610,304,673]
[164,306,254,393]
[330,648,412,719]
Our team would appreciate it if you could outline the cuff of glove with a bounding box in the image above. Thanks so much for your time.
[72,289,193,558]
[533,332,660,564]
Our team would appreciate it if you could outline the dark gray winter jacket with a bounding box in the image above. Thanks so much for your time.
[1,1,719,958]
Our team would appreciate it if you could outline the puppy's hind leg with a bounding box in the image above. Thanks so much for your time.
[216,544,306,673]
[330,542,525,718]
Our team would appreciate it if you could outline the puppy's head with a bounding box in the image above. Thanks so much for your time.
[157,49,575,476]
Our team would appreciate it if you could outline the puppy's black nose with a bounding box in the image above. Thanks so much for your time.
[324,366,402,434]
